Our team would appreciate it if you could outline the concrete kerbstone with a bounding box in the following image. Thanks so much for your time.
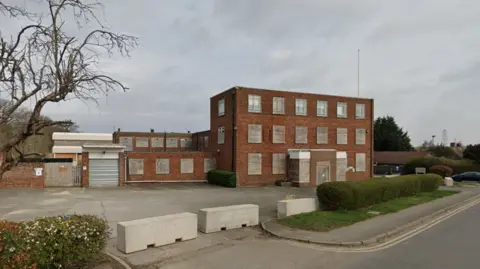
[198,204,259,233]
[277,198,318,218]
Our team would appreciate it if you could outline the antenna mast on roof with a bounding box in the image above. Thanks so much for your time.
[357,49,360,97]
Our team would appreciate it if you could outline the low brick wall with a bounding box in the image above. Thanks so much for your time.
[0,163,44,188]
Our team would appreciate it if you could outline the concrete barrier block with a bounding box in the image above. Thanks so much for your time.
[117,212,197,254]
[444,177,454,187]
[277,198,318,218]
[198,204,259,233]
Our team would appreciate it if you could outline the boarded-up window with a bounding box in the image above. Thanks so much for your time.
[336,158,347,181]
[295,99,307,116]
[248,95,262,113]
[248,124,262,143]
[272,97,285,114]
[337,102,347,118]
[248,153,262,175]
[156,159,169,174]
[135,137,149,148]
[203,136,209,148]
[181,158,194,174]
[317,100,328,117]
[316,127,328,144]
[218,99,225,116]
[218,127,225,144]
[295,126,308,144]
[356,103,365,119]
[180,138,192,148]
[151,137,164,148]
[356,153,366,172]
[272,153,286,175]
[272,125,285,144]
[166,138,178,148]
[204,158,216,173]
[356,129,366,145]
[337,128,348,145]
[119,137,133,151]
[128,159,144,175]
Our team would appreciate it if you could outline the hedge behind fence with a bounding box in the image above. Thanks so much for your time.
[404,157,480,175]
[207,170,236,188]
[316,174,443,210]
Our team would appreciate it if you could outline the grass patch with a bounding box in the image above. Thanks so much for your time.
[278,190,459,232]
[453,182,479,188]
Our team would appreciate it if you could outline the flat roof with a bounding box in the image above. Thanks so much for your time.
[53,132,112,141]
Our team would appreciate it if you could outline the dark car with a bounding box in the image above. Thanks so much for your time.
[452,172,480,182]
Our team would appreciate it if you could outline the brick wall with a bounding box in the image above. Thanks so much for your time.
[81,152,89,187]
[191,130,211,152]
[126,152,215,182]
[0,162,44,188]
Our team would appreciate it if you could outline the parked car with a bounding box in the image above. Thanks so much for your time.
[452,172,480,182]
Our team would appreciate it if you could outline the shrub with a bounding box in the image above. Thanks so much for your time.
[403,157,480,175]
[207,170,236,188]
[0,221,32,269]
[316,174,442,210]
[429,165,453,178]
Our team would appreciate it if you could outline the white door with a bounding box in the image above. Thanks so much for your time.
[316,163,330,185]
[89,159,119,187]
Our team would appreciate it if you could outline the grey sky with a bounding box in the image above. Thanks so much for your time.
[3,0,480,145]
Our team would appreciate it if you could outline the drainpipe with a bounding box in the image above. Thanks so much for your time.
[370,98,375,178]
[231,89,236,172]
[124,153,128,183]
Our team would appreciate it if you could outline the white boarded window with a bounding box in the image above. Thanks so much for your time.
[218,127,225,144]
[272,153,286,175]
[156,159,170,174]
[248,94,262,113]
[151,137,164,148]
[181,158,194,174]
[204,158,216,173]
[135,137,149,148]
[337,102,347,118]
[356,129,366,145]
[128,159,144,175]
[119,137,133,151]
[317,100,328,117]
[218,99,225,116]
[272,125,286,144]
[248,153,262,175]
[295,126,308,144]
[316,127,328,144]
[272,97,285,114]
[356,103,365,119]
[166,138,178,148]
[356,153,366,172]
[180,138,192,148]
[295,99,307,116]
[337,128,348,144]
[248,124,262,143]
[203,136,209,148]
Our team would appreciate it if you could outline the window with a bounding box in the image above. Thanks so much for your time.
[156,159,169,174]
[204,158,216,173]
[181,158,194,174]
[180,138,192,148]
[128,159,144,175]
[316,127,328,144]
[272,153,286,175]
[295,126,308,144]
[356,103,365,119]
[218,127,225,144]
[356,129,366,145]
[295,99,307,116]
[248,124,262,143]
[248,95,262,113]
[337,102,347,118]
[203,136,209,148]
[355,153,366,172]
[248,153,262,175]
[272,97,285,114]
[337,128,348,144]
[151,137,164,148]
[218,99,225,116]
[166,138,178,148]
[317,100,328,117]
[272,125,286,144]
[135,137,149,148]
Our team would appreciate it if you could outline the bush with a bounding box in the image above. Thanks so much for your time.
[0,222,32,269]
[207,170,236,188]
[429,165,453,178]
[316,174,442,210]
[403,157,480,175]
[0,215,110,269]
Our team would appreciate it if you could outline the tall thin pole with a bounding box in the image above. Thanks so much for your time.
[357,49,360,97]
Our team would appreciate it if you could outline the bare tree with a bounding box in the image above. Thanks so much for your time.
[0,0,138,177]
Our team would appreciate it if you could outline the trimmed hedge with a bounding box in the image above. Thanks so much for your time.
[404,157,480,175]
[316,174,443,210]
[429,165,453,178]
[207,170,236,188]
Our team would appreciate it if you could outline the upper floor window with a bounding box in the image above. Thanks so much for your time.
[317,100,328,117]
[356,103,365,119]
[337,102,347,118]
[218,127,225,144]
[272,97,285,114]
[248,95,262,113]
[295,99,307,116]
[218,99,225,116]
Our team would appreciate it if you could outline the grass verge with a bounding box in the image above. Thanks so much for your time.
[278,190,459,232]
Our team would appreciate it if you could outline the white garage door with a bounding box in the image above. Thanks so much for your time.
[89,159,119,187]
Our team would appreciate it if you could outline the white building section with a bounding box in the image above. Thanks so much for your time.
[52,132,112,141]
[52,145,82,154]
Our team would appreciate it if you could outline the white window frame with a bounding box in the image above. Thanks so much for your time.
[248,94,262,113]
[218,126,225,144]
[295,126,308,144]
[156,158,170,175]
[317,100,328,117]
[316,127,328,144]
[272,153,286,175]
[337,102,347,118]
[248,153,262,175]
[295,98,307,116]
[337,128,348,145]
[272,125,286,144]
[248,124,262,144]
[355,153,366,172]
[355,128,366,145]
[356,103,365,119]
[272,97,285,115]
[218,99,225,116]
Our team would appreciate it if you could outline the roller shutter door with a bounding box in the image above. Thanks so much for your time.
[89,159,119,186]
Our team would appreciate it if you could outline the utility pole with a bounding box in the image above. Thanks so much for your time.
[357,49,360,97]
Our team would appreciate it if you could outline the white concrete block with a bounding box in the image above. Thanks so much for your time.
[198,204,259,233]
[444,177,454,187]
[117,212,197,254]
[277,198,318,218]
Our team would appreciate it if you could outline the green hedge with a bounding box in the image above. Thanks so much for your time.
[316,174,442,210]
[403,157,480,175]
[0,215,110,269]
[207,170,236,188]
